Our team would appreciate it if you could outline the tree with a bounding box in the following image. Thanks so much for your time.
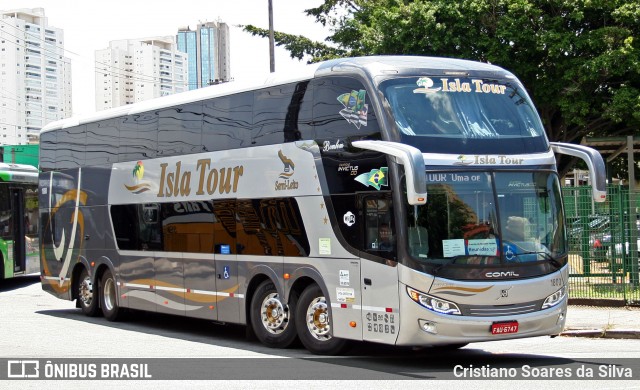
[244,0,640,176]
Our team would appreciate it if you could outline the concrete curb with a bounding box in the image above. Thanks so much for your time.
[561,329,640,339]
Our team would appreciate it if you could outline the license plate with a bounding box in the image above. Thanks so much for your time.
[491,321,519,335]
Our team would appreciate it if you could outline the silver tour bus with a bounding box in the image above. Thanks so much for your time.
[39,56,605,354]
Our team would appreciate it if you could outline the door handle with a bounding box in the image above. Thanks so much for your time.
[364,278,372,286]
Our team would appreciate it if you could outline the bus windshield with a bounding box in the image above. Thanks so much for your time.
[381,77,548,154]
[406,171,566,267]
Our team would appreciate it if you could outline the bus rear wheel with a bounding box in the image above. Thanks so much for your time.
[295,284,349,355]
[101,269,124,321]
[78,268,100,317]
[250,280,297,348]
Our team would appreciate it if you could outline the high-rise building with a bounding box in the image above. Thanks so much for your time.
[0,8,72,145]
[177,21,230,90]
[95,36,188,111]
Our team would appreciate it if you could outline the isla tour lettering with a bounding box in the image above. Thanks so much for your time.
[441,78,507,95]
[157,160,244,198]
[474,155,524,165]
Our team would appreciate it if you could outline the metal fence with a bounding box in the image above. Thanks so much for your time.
[563,185,640,304]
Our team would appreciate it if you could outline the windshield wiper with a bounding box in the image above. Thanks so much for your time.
[431,256,464,274]
[513,250,562,268]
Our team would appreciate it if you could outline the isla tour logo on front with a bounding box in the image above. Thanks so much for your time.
[7,360,40,378]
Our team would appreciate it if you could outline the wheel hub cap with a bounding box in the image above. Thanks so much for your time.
[260,293,288,334]
[306,297,331,341]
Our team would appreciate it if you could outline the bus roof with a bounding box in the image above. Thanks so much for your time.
[41,55,512,134]
[0,162,38,183]
[0,162,38,172]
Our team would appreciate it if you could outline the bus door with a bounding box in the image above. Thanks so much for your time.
[360,193,400,344]
[10,188,26,274]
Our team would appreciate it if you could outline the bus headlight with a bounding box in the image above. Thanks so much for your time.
[542,285,567,309]
[406,286,461,315]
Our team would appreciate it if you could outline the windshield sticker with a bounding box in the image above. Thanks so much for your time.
[443,239,466,257]
[337,90,368,129]
[467,239,499,256]
[354,167,388,190]
[414,77,442,93]
[414,77,507,95]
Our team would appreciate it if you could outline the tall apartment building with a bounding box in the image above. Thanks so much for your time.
[0,8,72,145]
[95,37,188,111]
[177,21,230,90]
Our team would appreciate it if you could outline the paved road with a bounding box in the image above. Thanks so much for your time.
[1,276,639,389]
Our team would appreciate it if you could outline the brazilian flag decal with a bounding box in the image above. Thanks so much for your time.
[354,167,388,190]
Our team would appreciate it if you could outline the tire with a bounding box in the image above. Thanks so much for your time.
[101,269,124,321]
[295,284,349,355]
[250,280,297,348]
[77,268,100,317]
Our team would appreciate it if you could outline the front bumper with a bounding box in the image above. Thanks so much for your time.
[395,285,567,346]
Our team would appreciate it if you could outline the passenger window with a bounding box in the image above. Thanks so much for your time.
[202,92,252,152]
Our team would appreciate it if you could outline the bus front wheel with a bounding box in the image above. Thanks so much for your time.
[101,269,124,321]
[78,268,100,317]
[295,284,349,355]
[250,280,297,348]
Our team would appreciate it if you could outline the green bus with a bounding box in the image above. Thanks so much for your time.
[0,162,39,280]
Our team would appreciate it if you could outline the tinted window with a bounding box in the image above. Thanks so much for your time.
[118,116,150,162]
[287,81,314,141]
[161,201,213,253]
[39,130,56,171]
[158,102,203,157]
[110,204,138,250]
[56,125,85,169]
[253,84,296,146]
[236,198,309,256]
[86,119,119,166]
[136,110,159,155]
[213,199,237,254]
[111,198,308,256]
[202,93,252,152]
[312,77,380,140]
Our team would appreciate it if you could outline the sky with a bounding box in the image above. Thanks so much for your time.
[2,0,332,116]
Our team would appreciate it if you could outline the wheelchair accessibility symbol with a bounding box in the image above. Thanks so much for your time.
[223,266,230,279]
[504,245,516,262]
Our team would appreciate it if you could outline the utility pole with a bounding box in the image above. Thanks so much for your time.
[268,0,275,72]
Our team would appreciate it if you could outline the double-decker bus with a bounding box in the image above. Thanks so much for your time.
[0,162,39,280]
[39,56,605,354]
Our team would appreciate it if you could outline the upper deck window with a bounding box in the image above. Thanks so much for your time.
[381,77,548,154]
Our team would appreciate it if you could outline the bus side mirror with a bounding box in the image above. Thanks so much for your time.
[550,142,606,202]
[352,140,427,205]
